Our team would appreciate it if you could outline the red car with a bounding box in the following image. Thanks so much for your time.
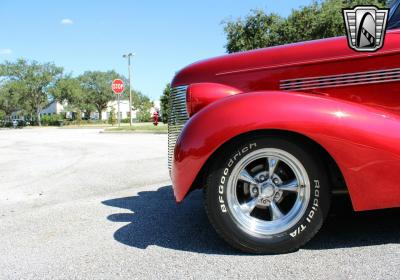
[168,3,400,254]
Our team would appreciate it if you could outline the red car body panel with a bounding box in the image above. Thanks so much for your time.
[170,29,400,211]
[187,83,241,116]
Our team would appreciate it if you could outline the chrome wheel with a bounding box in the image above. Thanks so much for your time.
[226,148,311,237]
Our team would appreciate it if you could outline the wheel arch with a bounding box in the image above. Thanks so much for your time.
[192,129,347,198]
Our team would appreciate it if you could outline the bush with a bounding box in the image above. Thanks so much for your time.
[41,114,64,126]
[63,119,107,126]
[136,109,151,123]
[1,120,12,128]
[108,108,117,126]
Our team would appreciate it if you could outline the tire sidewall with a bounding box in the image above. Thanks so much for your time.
[206,137,330,253]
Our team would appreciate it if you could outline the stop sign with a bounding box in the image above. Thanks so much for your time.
[112,79,124,95]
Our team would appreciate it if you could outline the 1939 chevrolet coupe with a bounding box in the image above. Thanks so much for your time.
[168,2,400,254]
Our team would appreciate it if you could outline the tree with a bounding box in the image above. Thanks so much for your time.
[224,0,389,53]
[52,76,95,119]
[79,71,121,120]
[52,77,83,105]
[133,91,153,122]
[0,59,63,125]
[160,83,171,124]
[224,11,284,53]
[0,81,24,119]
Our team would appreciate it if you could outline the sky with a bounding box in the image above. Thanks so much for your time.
[0,0,312,100]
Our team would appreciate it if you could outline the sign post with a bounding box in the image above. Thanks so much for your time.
[111,79,125,127]
[123,53,135,127]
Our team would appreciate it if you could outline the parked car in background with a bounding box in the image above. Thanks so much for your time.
[14,119,28,128]
[12,120,19,128]
[168,2,400,253]
[1,119,27,128]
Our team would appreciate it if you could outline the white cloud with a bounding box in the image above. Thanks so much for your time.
[61,18,74,25]
[0,48,12,55]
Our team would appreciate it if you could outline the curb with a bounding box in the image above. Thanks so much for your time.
[100,130,167,134]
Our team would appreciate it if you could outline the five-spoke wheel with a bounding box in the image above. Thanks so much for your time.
[227,148,310,236]
[204,136,330,254]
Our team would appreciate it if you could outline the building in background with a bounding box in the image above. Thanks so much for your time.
[40,101,72,118]
[94,100,134,121]
[93,99,161,121]
[11,100,70,120]
[12,99,161,122]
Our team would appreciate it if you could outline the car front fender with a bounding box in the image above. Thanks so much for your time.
[171,91,400,211]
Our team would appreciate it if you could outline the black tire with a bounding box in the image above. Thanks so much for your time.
[204,135,331,254]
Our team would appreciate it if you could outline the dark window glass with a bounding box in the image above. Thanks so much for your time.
[388,0,400,29]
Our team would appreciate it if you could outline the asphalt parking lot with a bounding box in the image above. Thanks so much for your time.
[0,128,399,279]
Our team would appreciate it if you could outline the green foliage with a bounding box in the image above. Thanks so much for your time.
[0,59,63,125]
[0,110,5,120]
[41,114,64,126]
[121,118,132,123]
[75,109,82,125]
[52,77,82,103]
[136,109,151,122]
[104,123,168,133]
[160,83,171,124]
[224,0,389,53]
[64,119,107,126]
[52,77,96,120]
[224,11,284,53]
[0,60,155,125]
[133,91,153,122]
[79,70,121,118]
[0,81,23,117]
[108,107,117,125]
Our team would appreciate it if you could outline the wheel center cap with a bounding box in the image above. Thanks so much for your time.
[262,185,275,198]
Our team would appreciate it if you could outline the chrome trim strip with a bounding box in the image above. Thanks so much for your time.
[168,86,189,170]
[280,67,400,91]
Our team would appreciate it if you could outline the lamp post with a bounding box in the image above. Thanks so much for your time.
[123,52,134,126]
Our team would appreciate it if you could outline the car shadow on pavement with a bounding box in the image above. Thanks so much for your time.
[102,185,237,254]
[102,186,400,254]
[306,196,400,250]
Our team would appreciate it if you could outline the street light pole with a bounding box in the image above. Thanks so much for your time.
[123,52,134,127]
